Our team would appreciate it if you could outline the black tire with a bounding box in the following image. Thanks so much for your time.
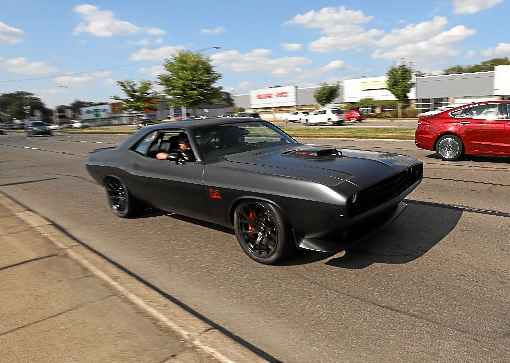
[233,201,294,264]
[436,134,463,161]
[104,177,140,218]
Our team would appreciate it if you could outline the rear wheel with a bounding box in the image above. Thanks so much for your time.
[233,201,293,264]
[104,177,139,218]
[436,135,463,161]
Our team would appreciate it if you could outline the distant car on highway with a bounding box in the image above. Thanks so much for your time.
[86,118,423,264]
[136,119,158,129]
[344,108,364,122]
[415,101,510,160]
[25,121,52,136]
[306,108,344,125]
[287,111,309,123]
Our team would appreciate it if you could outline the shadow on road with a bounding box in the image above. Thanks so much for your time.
[325,203,462,269]
[426,152,510,164]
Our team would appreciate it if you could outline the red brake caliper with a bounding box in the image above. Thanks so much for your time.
[247,210,257,235]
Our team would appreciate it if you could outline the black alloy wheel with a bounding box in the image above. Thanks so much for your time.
[104,177,138,218]
[234,201,293,264]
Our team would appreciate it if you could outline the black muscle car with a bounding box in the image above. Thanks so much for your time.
[86,118,423,264]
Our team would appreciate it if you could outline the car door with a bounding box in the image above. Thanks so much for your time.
[128,129,209,219]
[498,103,510,155]
[459,103,508,155]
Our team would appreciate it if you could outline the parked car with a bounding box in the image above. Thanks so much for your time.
[344,108,364,122]
[415,101,510,160]
[306,108,344,125]
[25,121,52,136]
[236,112,261,119]
[0,128,6,135]
[71,121,89,129]
[287,111,309,123]
[86,118,423,264]
[48,124,60,130]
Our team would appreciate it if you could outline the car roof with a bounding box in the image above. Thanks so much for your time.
[143,117,264,132]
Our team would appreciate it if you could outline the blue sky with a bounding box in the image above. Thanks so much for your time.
[1,0,509,107]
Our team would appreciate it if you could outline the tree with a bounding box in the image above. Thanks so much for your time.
[314,83,339,106]
[112,80,155,112]
[0,91,51,121]
[444,57,510,74]
[159,51,223,109]
[387,65,413,104]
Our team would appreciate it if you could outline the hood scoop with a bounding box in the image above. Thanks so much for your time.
[284,147,342,160]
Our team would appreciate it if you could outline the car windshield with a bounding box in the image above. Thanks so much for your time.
[331,109,343,114]
[193,121,297,161]
[31,122,45,126]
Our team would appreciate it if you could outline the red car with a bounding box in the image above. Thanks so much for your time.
[344,108,364,122]
[415,101,510,160]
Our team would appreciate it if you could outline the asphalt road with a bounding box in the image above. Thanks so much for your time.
[1,133,509,363]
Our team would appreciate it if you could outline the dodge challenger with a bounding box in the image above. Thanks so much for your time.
[86,118,423,264]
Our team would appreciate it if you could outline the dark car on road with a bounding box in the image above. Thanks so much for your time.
[415,101,510,160]
[86,118,423,264]
[25,121,52,136]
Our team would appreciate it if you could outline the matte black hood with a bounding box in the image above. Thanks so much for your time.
[221,144,419,189]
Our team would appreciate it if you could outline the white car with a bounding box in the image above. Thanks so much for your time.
[305,108,344,125]
[287,111,309,123]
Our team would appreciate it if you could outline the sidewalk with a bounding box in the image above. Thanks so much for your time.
[0,197,219,363]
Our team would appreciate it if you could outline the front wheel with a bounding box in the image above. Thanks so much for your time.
[104,177,140,218]
[233,201,294,264]
[436,135,463,161]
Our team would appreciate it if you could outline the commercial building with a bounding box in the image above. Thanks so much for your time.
[415,65,510,112]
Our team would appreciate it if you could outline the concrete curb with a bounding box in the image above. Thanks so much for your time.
[0,192,268,363]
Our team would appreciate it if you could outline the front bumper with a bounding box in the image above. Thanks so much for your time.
[297,201,407,253]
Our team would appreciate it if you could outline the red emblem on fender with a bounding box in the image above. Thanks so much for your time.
[208,187,222,200]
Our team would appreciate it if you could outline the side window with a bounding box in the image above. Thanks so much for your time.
[133,131,158,155]
[471,104,499,120]
[499,104,510,119]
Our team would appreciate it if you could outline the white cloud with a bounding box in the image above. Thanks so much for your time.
[54,70,111,86]
[282,43,303,51]
[139,65,165,77]
[144,27,166,36]
[73,4,166,37]
[0,21,24,44]
[211,48,311,76]
[73,4,139,37]
[452,0,503,14]
[320,60,345,72]
[130,46,184,61]
[370,17,475,65]
[0,57,57,75]
[379,17,448,47]
[482,42,510,57]
[201,26,225,35]
[288,6,383,52]
[129,37,164,47]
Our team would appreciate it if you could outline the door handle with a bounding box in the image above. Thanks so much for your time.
[460,121,470,125]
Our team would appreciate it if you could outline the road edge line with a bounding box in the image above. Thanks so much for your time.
[0,192,269,363]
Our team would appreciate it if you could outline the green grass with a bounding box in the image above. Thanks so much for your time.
[61,124,415,140]
[282,127,415,140]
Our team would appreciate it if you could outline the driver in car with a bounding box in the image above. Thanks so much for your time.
[156,133,195,162]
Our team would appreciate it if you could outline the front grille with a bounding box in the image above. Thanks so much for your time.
[349,164,423,217]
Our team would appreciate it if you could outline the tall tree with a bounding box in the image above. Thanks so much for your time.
[159,51,223,109]
[444,57,510,74]
[387,65,413,104]
[0,91,51,121]
[314,83,339,106]
[112,80,155,112]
